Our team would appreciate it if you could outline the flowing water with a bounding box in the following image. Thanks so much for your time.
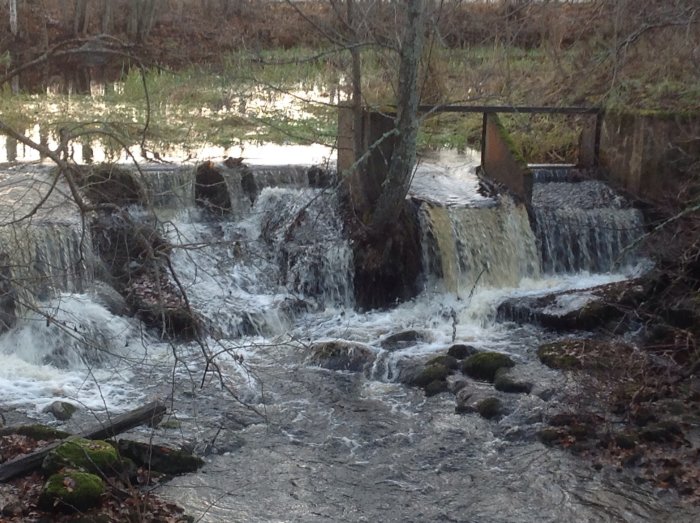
[0,153,693,522]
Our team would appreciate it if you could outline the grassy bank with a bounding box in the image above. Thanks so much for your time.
[1,35,698,163]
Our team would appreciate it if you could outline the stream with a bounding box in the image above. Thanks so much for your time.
[0,148,695,522]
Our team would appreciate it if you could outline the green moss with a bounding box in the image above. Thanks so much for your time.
[476,397,503,420]
[38,469,104,512]
[43,438,120,475]
[413,364,451,388]
[426,354,459,370]
[462,352,515,382]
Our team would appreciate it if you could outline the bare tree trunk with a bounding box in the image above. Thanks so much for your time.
[127,0,137,39]
[347,0,364,171]
[101,0,113,34]
[368,0,425,232]
[73,0,88,36]
[9,0,18,34]
[128,0,160,42]
[9,0,19,93]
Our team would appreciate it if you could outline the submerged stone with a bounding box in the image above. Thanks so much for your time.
[308,340,375,372]
[462,352,515,382]
[380,329,432,351]
[493,369,532,394]
[476,397,504,420]
[424,380,450,397]
[43,401,78,421]
[38,469,104,512]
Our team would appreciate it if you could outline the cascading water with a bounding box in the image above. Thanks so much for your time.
[531,167,645,273]
[419,197,540,294]
[0,154,691,522]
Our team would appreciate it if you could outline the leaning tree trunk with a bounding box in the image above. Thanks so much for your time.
[368,0,425,232]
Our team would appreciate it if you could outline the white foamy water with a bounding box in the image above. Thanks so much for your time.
[0,294,148,414]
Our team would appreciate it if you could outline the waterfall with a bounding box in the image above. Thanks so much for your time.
[419,196,541,294]
[138,166,195,208]
[531,174,644,273]
[0,223,95,311]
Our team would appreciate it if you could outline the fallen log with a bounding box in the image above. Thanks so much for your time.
[0,400,166,482]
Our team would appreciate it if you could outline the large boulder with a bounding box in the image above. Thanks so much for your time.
[497,279,646,331]
[308,340,375,372]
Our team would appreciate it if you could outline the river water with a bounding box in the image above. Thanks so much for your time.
[0,150,694,522]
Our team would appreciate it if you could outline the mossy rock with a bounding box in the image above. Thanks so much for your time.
[462,352,515,382]
[447,344,479,360]
[38,469,104,512]
[493,369,532,394]
[1,424,70,440]
[117,439,204,475]
[476,397,503,420]
[43,438,119,475]
[426,354,459,370]
[411,364,451,388]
